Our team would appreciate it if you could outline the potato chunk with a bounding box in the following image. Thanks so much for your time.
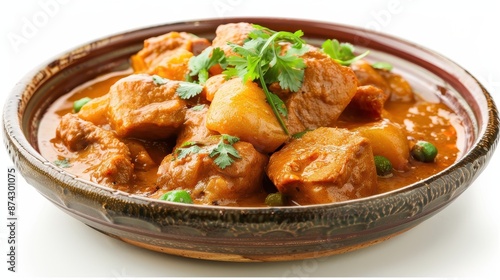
[206,78,288,153]
[350,120,410,171]
[267,127,378,205]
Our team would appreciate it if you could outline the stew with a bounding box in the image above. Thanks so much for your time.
[38,23,463,206]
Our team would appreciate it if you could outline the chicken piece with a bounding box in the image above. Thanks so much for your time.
[203,74,227,102]
[77,94,109,126]
[351,60,414,103]
[131,31,210,77]
[267,127,378,205]
[349,120,410,171]
[211,22,254,57]
[376,69,414,102]
[351,60,391,99]
[344,85,386,120]
[271,49,358,135]
[156,141,268,205]
[123,139,157,171]
[206,78,288,153]
[107,74,187,139]
[56,114,134,186]
[175,105,218,149]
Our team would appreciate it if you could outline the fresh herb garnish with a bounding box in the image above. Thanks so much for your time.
[174,141,202,160]
[152,75,203,100]
[187,47,227,84]
[54,158,71,168]
[371,61,393,71]
[291,129,312,139]
[152,74,168,86]
[321,39,369,66]
[209,134,241,169]
[173,135,241,169]
[190,104,205,111]
[224,24,309,135]
[175,81,203,99]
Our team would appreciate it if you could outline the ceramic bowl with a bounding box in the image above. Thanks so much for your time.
[3,18,499,261]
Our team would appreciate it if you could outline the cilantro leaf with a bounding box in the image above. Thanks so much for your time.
[321,39,369,66]
[152,75,168,86]
[176,82,203,99]
[190,104,205,111]
[267,92,288,117]
[174,142,202,160]
[187,47,227,84]
[209,135,241,169]
[372,61,393,71]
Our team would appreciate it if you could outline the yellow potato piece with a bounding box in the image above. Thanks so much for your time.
[351,120,410,171]
[206,78,288,153]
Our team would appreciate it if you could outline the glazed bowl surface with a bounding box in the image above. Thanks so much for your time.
[3,17,499,261]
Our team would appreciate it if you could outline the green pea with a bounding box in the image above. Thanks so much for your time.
[159,190,193,204]
[265,192,286,206]
[73,97,92,113]
[411,141,438,163]
[374,155,393,176]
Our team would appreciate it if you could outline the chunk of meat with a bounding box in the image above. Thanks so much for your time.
[211,22,254,57]
[267,127,378,205]
[376,69,414,102]
[206,78,288,153]
[131,31,210,77]
[107,74,187,139]
[271,49,358,135]
[122,139,157,171]
[344,85,386,120]
[351,60,413,103]
[203,74,227,102]
[156,141,268,205]
[351,60,391,99]
[175,105,218,149]
[56,114,134,186]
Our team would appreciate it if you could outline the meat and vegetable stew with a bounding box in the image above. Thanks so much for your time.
[38,23,462,206]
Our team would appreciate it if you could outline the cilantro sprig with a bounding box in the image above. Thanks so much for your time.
[187,47,227,84]
[224,24,309,135]
[321,39,369,66]
[173,134,241,169]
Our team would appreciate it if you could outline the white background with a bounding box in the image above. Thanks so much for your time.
[1,0,499,278]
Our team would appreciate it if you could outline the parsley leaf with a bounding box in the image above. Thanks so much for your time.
[321,39,369,66]
[372,61,393,71]
[188,47,227,84]
[209,134,241,169]
[176,81,203,99]
[223,24,309,135]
